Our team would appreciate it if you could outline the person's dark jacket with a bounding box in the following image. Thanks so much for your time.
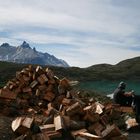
[113,87,127,105]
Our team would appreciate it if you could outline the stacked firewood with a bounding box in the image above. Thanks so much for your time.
[0,65,133,140]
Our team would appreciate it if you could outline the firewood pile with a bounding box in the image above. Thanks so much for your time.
[0,65,134,140]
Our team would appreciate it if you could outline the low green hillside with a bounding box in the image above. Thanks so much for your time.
[0,61,26,87]
[52,57,140,81]
[0,56,140,87]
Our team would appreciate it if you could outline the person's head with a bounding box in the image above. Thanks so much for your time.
[118,81,126,89]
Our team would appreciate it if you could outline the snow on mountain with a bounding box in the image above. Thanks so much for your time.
[0,41,69,67]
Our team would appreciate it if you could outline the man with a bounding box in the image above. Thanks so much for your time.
[113,81,133,106]
[113,82,140,123]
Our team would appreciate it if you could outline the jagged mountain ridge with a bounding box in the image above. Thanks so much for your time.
[0,41,69,67]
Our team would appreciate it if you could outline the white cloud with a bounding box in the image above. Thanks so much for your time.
[63,44,140,67]
[0,37,21,46]
[11,32,74,45]
[0,0,138,36]
[0,0,140,67]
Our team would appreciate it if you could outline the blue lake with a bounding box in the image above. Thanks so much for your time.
[79,80,140,95]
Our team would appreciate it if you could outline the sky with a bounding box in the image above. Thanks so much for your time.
[0,0,140,67]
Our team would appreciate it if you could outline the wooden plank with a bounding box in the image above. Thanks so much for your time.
[43,91,55,102]
[88,122,105,136]
[35,89,41,96]
[59,78,70,89]
[100,114,109,126]
[71,129,87,137]
[95,102,104,115]
[83,105,92,111]
[34,116,43,125]
[11,117,24,132]
[14,87,21,94]
[14,134,27,140]
[83,113,100,123]
[66,102,82,116]
[28,65,33,72]
[78,132,103,140]
[22,87,32,93]
[46,68,54,79]
[38,84,47,91]
[0,89,17,100]
[54,115,64,131]
[22,117,34,128]
[44,131,62,139]
[37,74,48,85]
[30,80,38,88]
[48,79,56,84]
[11,117,34,134]
[120,106,134,113]
[62,115,71,128]
[39,124,55,132]
[62,98,72,106]
[22,75,30,82]
[69,120,86,130]
[46,84,54,92]
[101,124,121,139]
[36,66,44,75]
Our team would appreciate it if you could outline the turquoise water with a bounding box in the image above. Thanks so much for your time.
[79,80,140,95]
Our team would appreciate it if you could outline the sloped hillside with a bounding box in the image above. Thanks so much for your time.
[0,56,140,87]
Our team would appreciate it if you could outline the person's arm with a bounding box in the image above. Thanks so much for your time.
[124,90,134,97]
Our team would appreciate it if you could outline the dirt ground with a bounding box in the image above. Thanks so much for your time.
[128,133,140,140]
[0,115,15,140]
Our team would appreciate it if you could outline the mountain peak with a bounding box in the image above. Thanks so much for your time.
[0,43,10,48]
[20,41,31,49]
[0,41,69,67]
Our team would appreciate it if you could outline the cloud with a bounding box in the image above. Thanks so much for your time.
[0,0,138,36]
[0,0,140,67]
[0,37,21,46]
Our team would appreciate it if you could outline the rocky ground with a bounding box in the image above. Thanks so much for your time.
[0,115,15,140]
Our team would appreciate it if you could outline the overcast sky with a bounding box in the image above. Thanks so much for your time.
[0,0,140,67]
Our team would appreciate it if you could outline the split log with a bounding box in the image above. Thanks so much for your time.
[0,89,17,100]
[88,122,105,136]
[39,124,55,132]
[101,124,121,139]
[37,74,48,85]
[66,102,82,116]
[11,117,34,135]
[54,115,64,131]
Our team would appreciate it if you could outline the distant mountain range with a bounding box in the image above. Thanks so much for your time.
[0,41,69,67]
